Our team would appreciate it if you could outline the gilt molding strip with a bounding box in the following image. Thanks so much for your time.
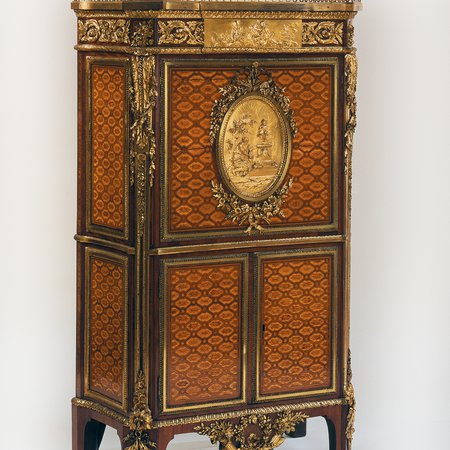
[129,55,156,392]
[344,50,357,213]
[345,351,356,450]
[75,44,352,54]
[153,399,346,428]
[72,397,129,424]
[72,395,346,430]
[148,234,346,256]
[76,10,356,20]
[74,234,136,254]
[72,1,362,13]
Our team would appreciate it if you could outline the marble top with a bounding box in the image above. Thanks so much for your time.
[72,0,362,12]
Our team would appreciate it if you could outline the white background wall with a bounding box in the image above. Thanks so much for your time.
[1,1,450,449]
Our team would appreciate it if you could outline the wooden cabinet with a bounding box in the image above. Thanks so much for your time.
[72,1,361,449]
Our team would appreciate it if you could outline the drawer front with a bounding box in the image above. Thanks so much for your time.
[161,255,248,413]
[83,246,130,412]
[85,57,130,241]
[256,247,338,401]
[161,58,339,242]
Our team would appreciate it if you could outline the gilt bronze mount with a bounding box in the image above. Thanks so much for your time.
[210,63,296,233]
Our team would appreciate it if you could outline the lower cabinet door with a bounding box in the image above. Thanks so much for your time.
[160,255,248,413]
[255,246,339,401]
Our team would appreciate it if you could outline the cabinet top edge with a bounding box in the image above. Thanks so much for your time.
[71,0,363,13]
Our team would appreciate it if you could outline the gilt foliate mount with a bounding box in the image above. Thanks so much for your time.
[123,371,156,450]
[195,410,308,450]
[210,62,297,142]
[210,63,297,234]
[211,178,293,234]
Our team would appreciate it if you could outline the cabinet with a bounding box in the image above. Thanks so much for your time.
[71,1,361,449]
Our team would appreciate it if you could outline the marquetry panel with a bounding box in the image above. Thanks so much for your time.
[164,67,237,236]
[256,249,337,400]
[84,248,128,411]
[162,257,247,412]
[87,59,129,239]
[163,60,336,239]
[270,67,333,226]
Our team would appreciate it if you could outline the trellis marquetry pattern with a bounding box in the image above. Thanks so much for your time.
[260,255,332,396]
[167,66,332,234]
[270,68,332,226]
[88,256,125,403]
[168,69,237,232]
[166,262,242,408]
[91,65,126,231]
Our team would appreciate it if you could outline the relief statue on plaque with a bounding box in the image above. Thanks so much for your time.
[228,115,278,180]
[218,94,290,202]
[210,63,297,231]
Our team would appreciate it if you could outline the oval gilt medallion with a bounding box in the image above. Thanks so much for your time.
[217,93,292,203]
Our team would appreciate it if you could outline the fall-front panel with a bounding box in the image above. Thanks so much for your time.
[160,57,340,242]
